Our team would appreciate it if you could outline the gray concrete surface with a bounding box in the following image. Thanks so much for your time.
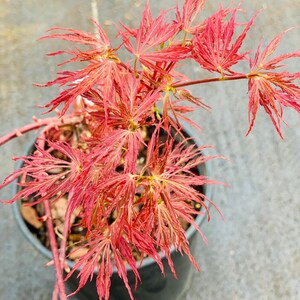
[0,1,299,299]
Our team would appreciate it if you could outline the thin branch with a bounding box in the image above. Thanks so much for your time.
[0,115,82,146]
[37,134,67,300]
[172,74,249,89]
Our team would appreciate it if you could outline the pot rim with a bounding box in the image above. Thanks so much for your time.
[12,122,214,273]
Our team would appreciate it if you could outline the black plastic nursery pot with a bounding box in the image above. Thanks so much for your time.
[12,127,213,300]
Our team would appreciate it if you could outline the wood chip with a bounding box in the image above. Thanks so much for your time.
[21,206,43,229]
[51,196,81,233]
[69,247,89,260]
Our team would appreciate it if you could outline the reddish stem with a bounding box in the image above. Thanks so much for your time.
[52,198,72,300]
[59,189,74,268]
[37,134,67,300]
[172,74,249,89]
[0,115,81,146]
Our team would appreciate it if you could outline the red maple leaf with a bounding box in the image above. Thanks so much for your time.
[192,6,257,75]
[0,141,84,205]
[66,232,114,300]
[247,31,300,138]
[134,127,224,276]
[120,2,187,69]
[176,0,206,33]
[39,21,124,115]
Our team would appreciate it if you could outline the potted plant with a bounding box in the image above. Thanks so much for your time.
[0,1,299,300]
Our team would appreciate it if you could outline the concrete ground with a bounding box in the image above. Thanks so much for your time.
[0,0,299,299]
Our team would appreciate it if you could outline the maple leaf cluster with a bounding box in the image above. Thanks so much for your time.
[0,1,299,300]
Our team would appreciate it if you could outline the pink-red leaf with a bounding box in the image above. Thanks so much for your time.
[247,31,300,137]
[193,7,257,74]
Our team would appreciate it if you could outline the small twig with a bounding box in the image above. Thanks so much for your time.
[0,115,82,146]
[37,133,67,300]
[172,74,249,89]
[59,189,74,273]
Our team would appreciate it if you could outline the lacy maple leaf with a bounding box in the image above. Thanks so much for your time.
[247,31,300,138]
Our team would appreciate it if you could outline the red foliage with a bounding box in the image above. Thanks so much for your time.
[192,6,257,75]
[247,31,300,138]
[120,2,184,69]
[0,1,299,300]
[0,141,84,205]
[177,0,206,33]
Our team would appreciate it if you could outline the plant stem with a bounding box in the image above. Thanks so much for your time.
[172,74,249,89]
[37,135,67,300]
[59,190,74,269]
[0,115,81,146]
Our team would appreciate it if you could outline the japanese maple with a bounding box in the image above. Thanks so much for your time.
[0,1,299,300]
